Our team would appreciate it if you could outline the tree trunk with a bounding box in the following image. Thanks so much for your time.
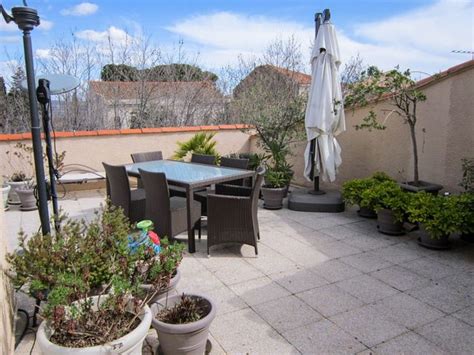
[409,122,419,185]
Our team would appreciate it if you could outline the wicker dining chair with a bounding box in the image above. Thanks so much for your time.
[138,169,201,240]
[131,150,163,163]
[207,166,265,256]
[103,162,146,223]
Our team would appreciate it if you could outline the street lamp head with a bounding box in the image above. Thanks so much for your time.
[0,3,39,32]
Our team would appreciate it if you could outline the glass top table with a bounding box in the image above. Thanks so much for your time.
[126,160,255,252]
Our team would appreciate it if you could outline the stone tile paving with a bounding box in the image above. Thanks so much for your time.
[6,189,474,354]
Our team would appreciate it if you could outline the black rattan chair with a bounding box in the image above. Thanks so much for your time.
[131,150,163,163]
[103,162,146,223]
[139,169,201,240]
[191,153,217,165]
[206,166,265,256]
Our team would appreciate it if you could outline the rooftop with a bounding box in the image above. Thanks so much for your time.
[9,189,474,354]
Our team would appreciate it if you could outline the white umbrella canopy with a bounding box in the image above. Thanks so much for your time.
[303,21,346,182]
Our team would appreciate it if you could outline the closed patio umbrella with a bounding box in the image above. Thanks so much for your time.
[304,15,345,183]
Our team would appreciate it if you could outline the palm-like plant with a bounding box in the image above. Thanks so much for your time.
[173,132,220,161]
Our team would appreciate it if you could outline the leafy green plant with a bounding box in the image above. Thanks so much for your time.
[342,172,395,206]
[157,295,207,325]
[456,193,474,235]
[407,192,461,239]
[264,168,288,188]
[173,132,219,161]
[345,66,427,185]
[459,158,474,193]
[360,180,411,221]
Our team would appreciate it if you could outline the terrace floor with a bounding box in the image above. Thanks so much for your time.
[7,189,474,355]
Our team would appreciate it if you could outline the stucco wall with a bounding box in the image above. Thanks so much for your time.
[0,126,252,178]
[288,64,474,192]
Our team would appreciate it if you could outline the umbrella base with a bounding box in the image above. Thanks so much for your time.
[288,189,345,213]
[308,189,326,195]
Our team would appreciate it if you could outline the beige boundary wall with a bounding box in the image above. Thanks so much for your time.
[286,60,474,193]
[0,125,253,178]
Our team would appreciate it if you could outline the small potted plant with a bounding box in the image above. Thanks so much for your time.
[407,192,461,249]
[4,142,34,205]
[16,179,37,211]
[261,166,289,209]
[8,204,155,353]
[151,293,217,355]
[361,180,411,235]
[342,172,394,218]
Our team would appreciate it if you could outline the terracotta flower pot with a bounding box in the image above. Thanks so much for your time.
[151,294,216,355]
[377,209,405,236]
[141,269,181,304]
[37,296,152,354]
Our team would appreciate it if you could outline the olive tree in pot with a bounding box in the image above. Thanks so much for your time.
[360,180,411,235]
[345,67,442,194]
[151,294,217,355]
[342,172,395,218]
[407,192,461,250]
[261,167,289,210]
[8,204,157,353]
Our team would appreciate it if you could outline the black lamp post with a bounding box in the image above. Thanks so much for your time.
[1,1,50,235]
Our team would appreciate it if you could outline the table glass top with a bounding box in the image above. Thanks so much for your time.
[126,160,252,185]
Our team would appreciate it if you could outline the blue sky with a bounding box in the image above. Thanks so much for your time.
[1,0,472,80]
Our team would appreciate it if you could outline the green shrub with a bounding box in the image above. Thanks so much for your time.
[264,168,288,188]
[407,192,461,239]
[342,172,395,206]
[456,193,474,234]
[173,132,219,161]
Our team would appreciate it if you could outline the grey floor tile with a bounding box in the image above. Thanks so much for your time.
[271,268,329,294]
[203,286,248,316]
[452,305,474,326]
[297,284,364,317]
[370,265,431,291]
[403,257,458,280]
[319,225,360,240]
[330,306,408,347]
[340,252,393,273]
[370,243,426,264]
[210,308,298,354]
[372,293,445,329]
[416,316,474,355]
[229,276,291,306]
[315,239,362,258]
[408,283,472,314]
[372,332,447,355]
[254,295,323,333]
[336,274,399,303]
[310,259,363,283]
[343,234,394,252]
[283,319,367,355]
[210,259,266,286]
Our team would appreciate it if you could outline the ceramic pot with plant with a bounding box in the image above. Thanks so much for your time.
[342,172,394,218]
[261,167,288,210]
[407,192,461,250]
[5,142,35,205]
[151,293,217,355]
[1,184,11,210]
[361,180,411,235]
[16,180,37,211]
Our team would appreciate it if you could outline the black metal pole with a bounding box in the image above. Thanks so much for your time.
[3,5,51,235]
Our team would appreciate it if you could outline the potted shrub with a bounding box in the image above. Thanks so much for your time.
[345,67,443,194]
[361,180,411,235]
[16,179,37,211]
[457,193,474,243]
[8,204,156,353]
[151,294,217,355]
[4,142,34,205]
[407,192,461,249]
[261,167,288,210]
[342,172,394,218]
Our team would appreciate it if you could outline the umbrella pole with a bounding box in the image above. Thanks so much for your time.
[309,10,330,195]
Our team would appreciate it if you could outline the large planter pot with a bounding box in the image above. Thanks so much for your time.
[16,188,37,211]
[6,180,30,205]
[261,186,286,210]
[357,206,377,219]
[141,269,181,304]
[399,181,443,195]
[377,208,405,236]
[37,296,152,354]
[417,225,450,250]
[151,293,216,355]
[1,184,10,211]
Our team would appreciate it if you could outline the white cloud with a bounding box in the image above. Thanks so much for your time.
[166,0,473,74]
[35,49,51,59]
[0,21,17,32]
[39,19,54,31]
[76,26,132,45]
[0,60,19,82]
[61,2,98,16]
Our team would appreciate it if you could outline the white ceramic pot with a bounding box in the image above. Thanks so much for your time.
[1,184,10,210]
[141,269,181,304]
[37,296,152,354]
[6,180,30,205]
